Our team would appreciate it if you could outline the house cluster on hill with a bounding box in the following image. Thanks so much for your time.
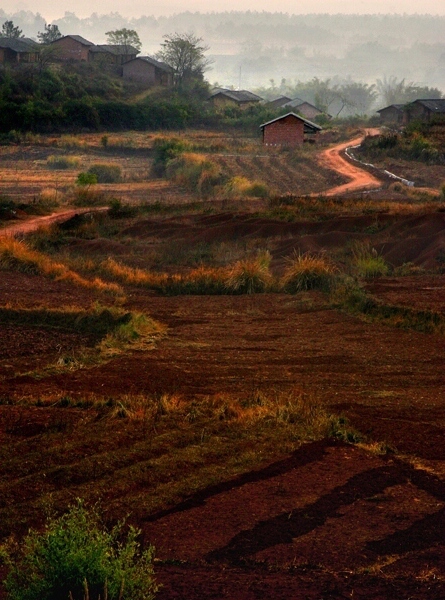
[378,99,445,125]
[0,34,173,87]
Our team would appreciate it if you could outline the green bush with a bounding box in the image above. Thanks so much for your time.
[2,499,158,600]
[87,164,122,183]
[152,137,191,176]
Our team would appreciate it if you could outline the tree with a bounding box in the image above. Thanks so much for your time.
[1,20,23,38]
[156,32,212,89]
[106,28,142,53]
[37,24,62,44]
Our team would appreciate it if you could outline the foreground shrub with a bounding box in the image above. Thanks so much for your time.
[152,136,191,176]
[2,499,158,600]
[225,250,273,294]
[281,252,337,293]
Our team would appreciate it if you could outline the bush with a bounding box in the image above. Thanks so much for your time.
[152,137,191,176]
[87,164,122,183]
[281,252,337,292]
[2,499,158,600]
[224,176,270,199]
[47,155,81,170]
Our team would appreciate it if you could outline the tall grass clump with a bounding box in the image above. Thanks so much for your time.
[281,252,337,293]
[352,242,390,278]
[46,155,81,170]
[225,250,273,294]
[2,499,158,600]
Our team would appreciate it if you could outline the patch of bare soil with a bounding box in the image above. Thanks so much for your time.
[1,287,445,598]
[366,275,445,314]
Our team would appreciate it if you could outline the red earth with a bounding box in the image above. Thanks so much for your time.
[2,135,445,599]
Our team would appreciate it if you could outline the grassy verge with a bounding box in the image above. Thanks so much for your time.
[0,305,164,375]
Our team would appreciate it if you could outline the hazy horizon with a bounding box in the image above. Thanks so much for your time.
[4,1,445,21]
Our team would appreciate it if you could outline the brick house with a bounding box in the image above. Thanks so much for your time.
[376,104,405,124]
[404,99,445,123]
[208,89,263,110]
[122,56,172,86]
[50,35,94,61]
[0,37,39,64]
[260,112,322,146]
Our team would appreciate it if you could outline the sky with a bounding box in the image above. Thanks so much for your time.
[7,0,445,20]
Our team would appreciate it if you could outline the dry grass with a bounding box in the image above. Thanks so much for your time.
[225,250,274,294]
[0,237,123,296]
[281,252,338,292]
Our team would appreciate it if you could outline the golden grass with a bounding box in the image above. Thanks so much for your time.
[0,237,123,296]
[281,252,338,292]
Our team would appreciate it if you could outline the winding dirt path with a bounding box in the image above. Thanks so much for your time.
[318,128,382,196]
[0,207,108,238]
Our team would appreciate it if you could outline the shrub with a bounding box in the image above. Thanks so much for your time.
[224,176,270,198]
[225,250,273,294]
[87,164,122,184]
[76,172,98,187]
[2,499,158,600]
[152,136,191,176]
[166,153,225,197]
[281,252,337,293]
[47,155,81,170]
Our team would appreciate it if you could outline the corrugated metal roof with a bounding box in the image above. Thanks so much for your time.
[260,112,322,131]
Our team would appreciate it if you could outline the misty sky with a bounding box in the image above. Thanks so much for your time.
[7,0,445,20]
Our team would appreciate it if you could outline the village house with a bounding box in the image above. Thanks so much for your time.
[50,35,94,61]
[377,104,405,125]
[260,112,322,146]
[266,95,292,109]
[0,37,39,64]
[283,98,328,121]
[208,88,263,110]
[90,44,139,66]
[404,99,445,123]
[122,56,173,86]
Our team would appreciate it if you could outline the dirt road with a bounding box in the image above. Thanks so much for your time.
[318,128,382,196]
[0,207,108,238]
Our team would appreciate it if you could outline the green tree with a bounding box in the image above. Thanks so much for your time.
[156,32,212,90]
[1,20,23,38]
[37,24,62,44]
[106,28,142,53]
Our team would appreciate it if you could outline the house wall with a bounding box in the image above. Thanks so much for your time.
[51,38,90,61]
[379,107,403,124]
[296,103,321,120]
[263,116,305,146]
[210,95,255,111]
[123,61,157,85]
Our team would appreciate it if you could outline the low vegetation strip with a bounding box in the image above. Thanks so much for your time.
[0,305,164,374]
[0,237,122,296]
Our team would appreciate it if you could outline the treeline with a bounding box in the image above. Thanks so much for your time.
[0,64,206,133]
[0,63,284,135]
